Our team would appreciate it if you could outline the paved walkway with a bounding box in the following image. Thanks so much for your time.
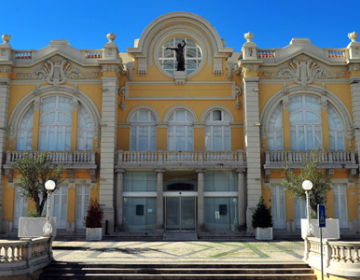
[52,240,305,264]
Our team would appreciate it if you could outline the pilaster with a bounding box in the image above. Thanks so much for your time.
[99,72,120,235]
[155,169,165,231]
[236,168,246,230]
[196,169,205,231]
[115,169,125,231]
[0,75,10,233]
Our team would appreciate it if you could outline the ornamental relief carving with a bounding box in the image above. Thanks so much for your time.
[262,59,346,84]
[16,59,100,84]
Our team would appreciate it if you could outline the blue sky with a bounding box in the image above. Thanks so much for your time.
[1,0,359,51]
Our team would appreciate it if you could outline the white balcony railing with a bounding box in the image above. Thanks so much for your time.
[0,237,52,278]
[305,237,360,278]
[5,151,96,166]
[117,150,245,168]
[264,150,357,167]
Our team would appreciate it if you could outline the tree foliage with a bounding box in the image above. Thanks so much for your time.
[12,153,63,216]
[280,150,331,213]
[252,197,273,228]
[84,199,103,228]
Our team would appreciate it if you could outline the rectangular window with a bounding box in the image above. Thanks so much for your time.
[124,171,157,192]
[204,171,237,192]
[123,197,156,232]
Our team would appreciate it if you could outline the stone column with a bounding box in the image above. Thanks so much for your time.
[237,168,246,230]
[243,75,262,233]
[0,71,11,233]
[155,169,165,232]
[197,169,205,231]
[115,169,125,231]
[349,67,360,231]
[99,75,119,235]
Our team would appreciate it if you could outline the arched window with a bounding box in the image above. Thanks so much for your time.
[77,103,94,151]
[130,110,156,151]
[289,96,322,151]
[39,96,72,151]
[328,105,345,150]
[268,104,283,151]
[205,110,231,151]
[167,110,194,151]
[17,105,34,151]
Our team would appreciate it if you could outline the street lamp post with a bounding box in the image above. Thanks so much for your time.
[43,180,56,237]
[302,180,313,237]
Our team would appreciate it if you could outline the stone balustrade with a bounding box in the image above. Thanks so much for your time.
[264,150,357,168]
[116,150,246,169]
[304,237,360,278]
[0,237,52,278]
[84,50,103,59]
[5,151,96,166]
[326,49,346,58]
[258,49,275,58]
[14,51,32,59]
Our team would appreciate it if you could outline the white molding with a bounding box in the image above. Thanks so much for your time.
[126,105,161,122]
[123,192,157,197]
[203,192,238,197]
[200,105,235,123]
[163,105,198,122]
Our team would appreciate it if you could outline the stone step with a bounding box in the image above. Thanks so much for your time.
[40,263,317,280]
[40,273,317,279]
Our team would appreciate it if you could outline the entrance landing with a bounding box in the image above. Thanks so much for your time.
[163,232,198,241]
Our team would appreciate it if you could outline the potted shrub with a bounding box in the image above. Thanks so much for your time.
[85,199,103,241]
[252,197,273,240]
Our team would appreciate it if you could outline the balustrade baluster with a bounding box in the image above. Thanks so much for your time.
[341,246,346,262]
[354,245,360,262]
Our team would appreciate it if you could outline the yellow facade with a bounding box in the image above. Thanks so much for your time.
[0,12,359,241]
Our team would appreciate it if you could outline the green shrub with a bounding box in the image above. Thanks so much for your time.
[252,197,273,228]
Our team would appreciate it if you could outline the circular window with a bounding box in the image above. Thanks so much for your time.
[158,37,203,76]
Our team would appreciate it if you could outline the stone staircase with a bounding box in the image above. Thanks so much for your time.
[39,262,317,279]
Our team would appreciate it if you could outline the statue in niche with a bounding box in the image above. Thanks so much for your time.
[166,40,186,71]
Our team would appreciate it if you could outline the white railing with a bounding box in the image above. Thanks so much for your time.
[5,151,96,166]
[325,49,347,59]
[84,50,103,59]
[305,237,360,278]
[14,51,32,59]
[0,237,52,277]
[258,49,276,58]
[265,150,356,166]
[117,150,245,167]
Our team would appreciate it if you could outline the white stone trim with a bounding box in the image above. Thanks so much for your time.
[123,192,157,197]
[163,105,198,122]
[8,85,101,144]
[203,192,238,197]
[126,105,161,123]
[260,84,353,140]
[200,105,235,123]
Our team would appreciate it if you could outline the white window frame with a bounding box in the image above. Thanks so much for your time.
[75,185,90,229]
[39,96,72,151]
[167,110,194,151]
[333,184,348,228]
[130,110,157,151]
[205,110,231,151]
[271,185,286,229]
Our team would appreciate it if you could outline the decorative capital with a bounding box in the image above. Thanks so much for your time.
[107,32,117,43]
[244,32,254,42]
[2,34,11,44]
[348,31,358,43]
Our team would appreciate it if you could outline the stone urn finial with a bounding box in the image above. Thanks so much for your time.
[2,34,11,44]
[348,31,359,42]
[244,32,254,42]
[107,32,117,43]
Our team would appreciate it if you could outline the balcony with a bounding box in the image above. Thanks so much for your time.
[3,151,97,183]
[264,150,358,182]
[116,150,246,170]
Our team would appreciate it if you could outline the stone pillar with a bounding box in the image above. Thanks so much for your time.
[99,75,119,235]
[155,169,165,232]
[197,169,205,231]
[0,66,11,233]
[237,168,246,230]
[243,75,262,233]
[115,169,125,231]
[349,66,360,231]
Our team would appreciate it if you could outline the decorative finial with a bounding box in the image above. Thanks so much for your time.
[106,32,117,43]
[244,32,254,42]
[348,31,359,42]
[2,34,11,44]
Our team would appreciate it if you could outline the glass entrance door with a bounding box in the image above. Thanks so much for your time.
[165,197,196,231]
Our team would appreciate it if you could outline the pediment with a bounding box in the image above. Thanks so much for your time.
[13,54,101,85]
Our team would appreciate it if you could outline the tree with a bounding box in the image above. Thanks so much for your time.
[12,153,63,216]
[84,199,103,228]
[252,197,273,228]
[280,150,331,214]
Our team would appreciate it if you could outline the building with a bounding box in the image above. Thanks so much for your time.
[0,12,359,238]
